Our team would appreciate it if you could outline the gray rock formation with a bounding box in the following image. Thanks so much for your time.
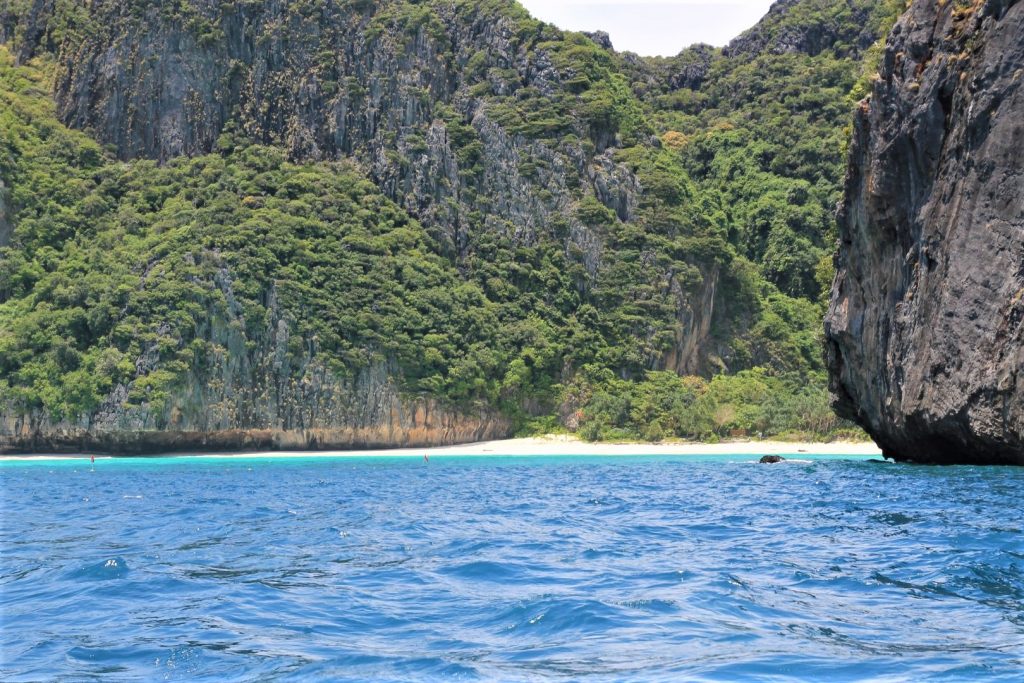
[826,0,1024,465]
[583,31,614,51]
[666,44,715,92]
[45,0,638,255]
[0,388,508,455]
[723,0,879,59]
[0,311,510,454]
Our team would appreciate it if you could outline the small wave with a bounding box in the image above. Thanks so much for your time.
[69,558,130,581]
[638,569,698,585]
[581,547,630,560]
[618,598,679,613]
[288,655,481,681]
[493,597,623,636]
[5,454,1023,680]
[441,560,524,583]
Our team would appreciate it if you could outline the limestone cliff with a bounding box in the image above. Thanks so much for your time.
[1,380,508,455]
[43,1,640,257]
[826,0,1024,465]
[723,0,882,59]
[0,271,510,454]
[0,1,646,454]
[0,0,902,454]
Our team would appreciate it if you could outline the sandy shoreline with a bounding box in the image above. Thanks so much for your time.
[0,435,882,461]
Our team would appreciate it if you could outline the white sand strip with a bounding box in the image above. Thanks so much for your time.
[1,436,882,460]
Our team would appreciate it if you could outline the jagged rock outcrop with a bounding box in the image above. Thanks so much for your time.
[42,0,638,254]
[666,44,715,91]
[724,0,881,59]
[826,0,1024,465]
[0,296,510,454]
[1,385,509,455]
[583,31,614,51]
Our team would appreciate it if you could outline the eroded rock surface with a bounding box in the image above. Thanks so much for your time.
[826,0,1024,465]
[0,312,510,454]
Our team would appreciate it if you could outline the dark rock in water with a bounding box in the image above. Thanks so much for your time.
[826,0,1024,466]
[759,455,785,464]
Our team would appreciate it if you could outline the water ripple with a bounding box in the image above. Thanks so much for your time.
[1,455,1022,681]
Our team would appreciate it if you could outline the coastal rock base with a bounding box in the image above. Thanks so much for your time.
[0,411,509,456]
[0,426,505,456]
[0,367,511,455]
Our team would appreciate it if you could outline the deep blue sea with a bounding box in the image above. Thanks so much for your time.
[1,453,1022,681]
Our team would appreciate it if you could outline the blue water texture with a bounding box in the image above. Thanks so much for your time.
[1,453,1022,681]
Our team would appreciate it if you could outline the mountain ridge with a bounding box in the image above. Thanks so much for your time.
[1,0,899,453]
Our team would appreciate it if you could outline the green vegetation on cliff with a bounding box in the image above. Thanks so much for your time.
[0,0,900,446]
[1,49,512,422]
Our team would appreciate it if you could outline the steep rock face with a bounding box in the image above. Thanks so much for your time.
[666,44,715,91]
[826,0,1024,465]
[6,2,737,385]
[47,1,637,250]
[0,381,509,455]
[18,0,714,377]
[0,2,719,455]
[723,0,882,59]
[0,307,510,454]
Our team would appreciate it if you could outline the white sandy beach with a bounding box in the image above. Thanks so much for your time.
[0,435,883,460]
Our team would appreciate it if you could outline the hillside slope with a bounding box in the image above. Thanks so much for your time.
[0,0,897,452]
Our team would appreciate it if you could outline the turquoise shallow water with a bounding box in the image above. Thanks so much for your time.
[1,454,1022,681]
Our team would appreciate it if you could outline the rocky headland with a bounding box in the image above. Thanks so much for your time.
[826,0,1024,465]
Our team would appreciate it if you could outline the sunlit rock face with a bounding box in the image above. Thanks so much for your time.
[826,0,1024,465]
[0,358,511,454]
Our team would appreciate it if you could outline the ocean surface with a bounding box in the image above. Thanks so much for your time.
[1,453,1022,681]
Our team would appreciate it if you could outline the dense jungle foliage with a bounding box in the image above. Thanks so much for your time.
[0,0,903,442]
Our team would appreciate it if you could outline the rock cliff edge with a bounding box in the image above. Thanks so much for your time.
[826,0,1024,465]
